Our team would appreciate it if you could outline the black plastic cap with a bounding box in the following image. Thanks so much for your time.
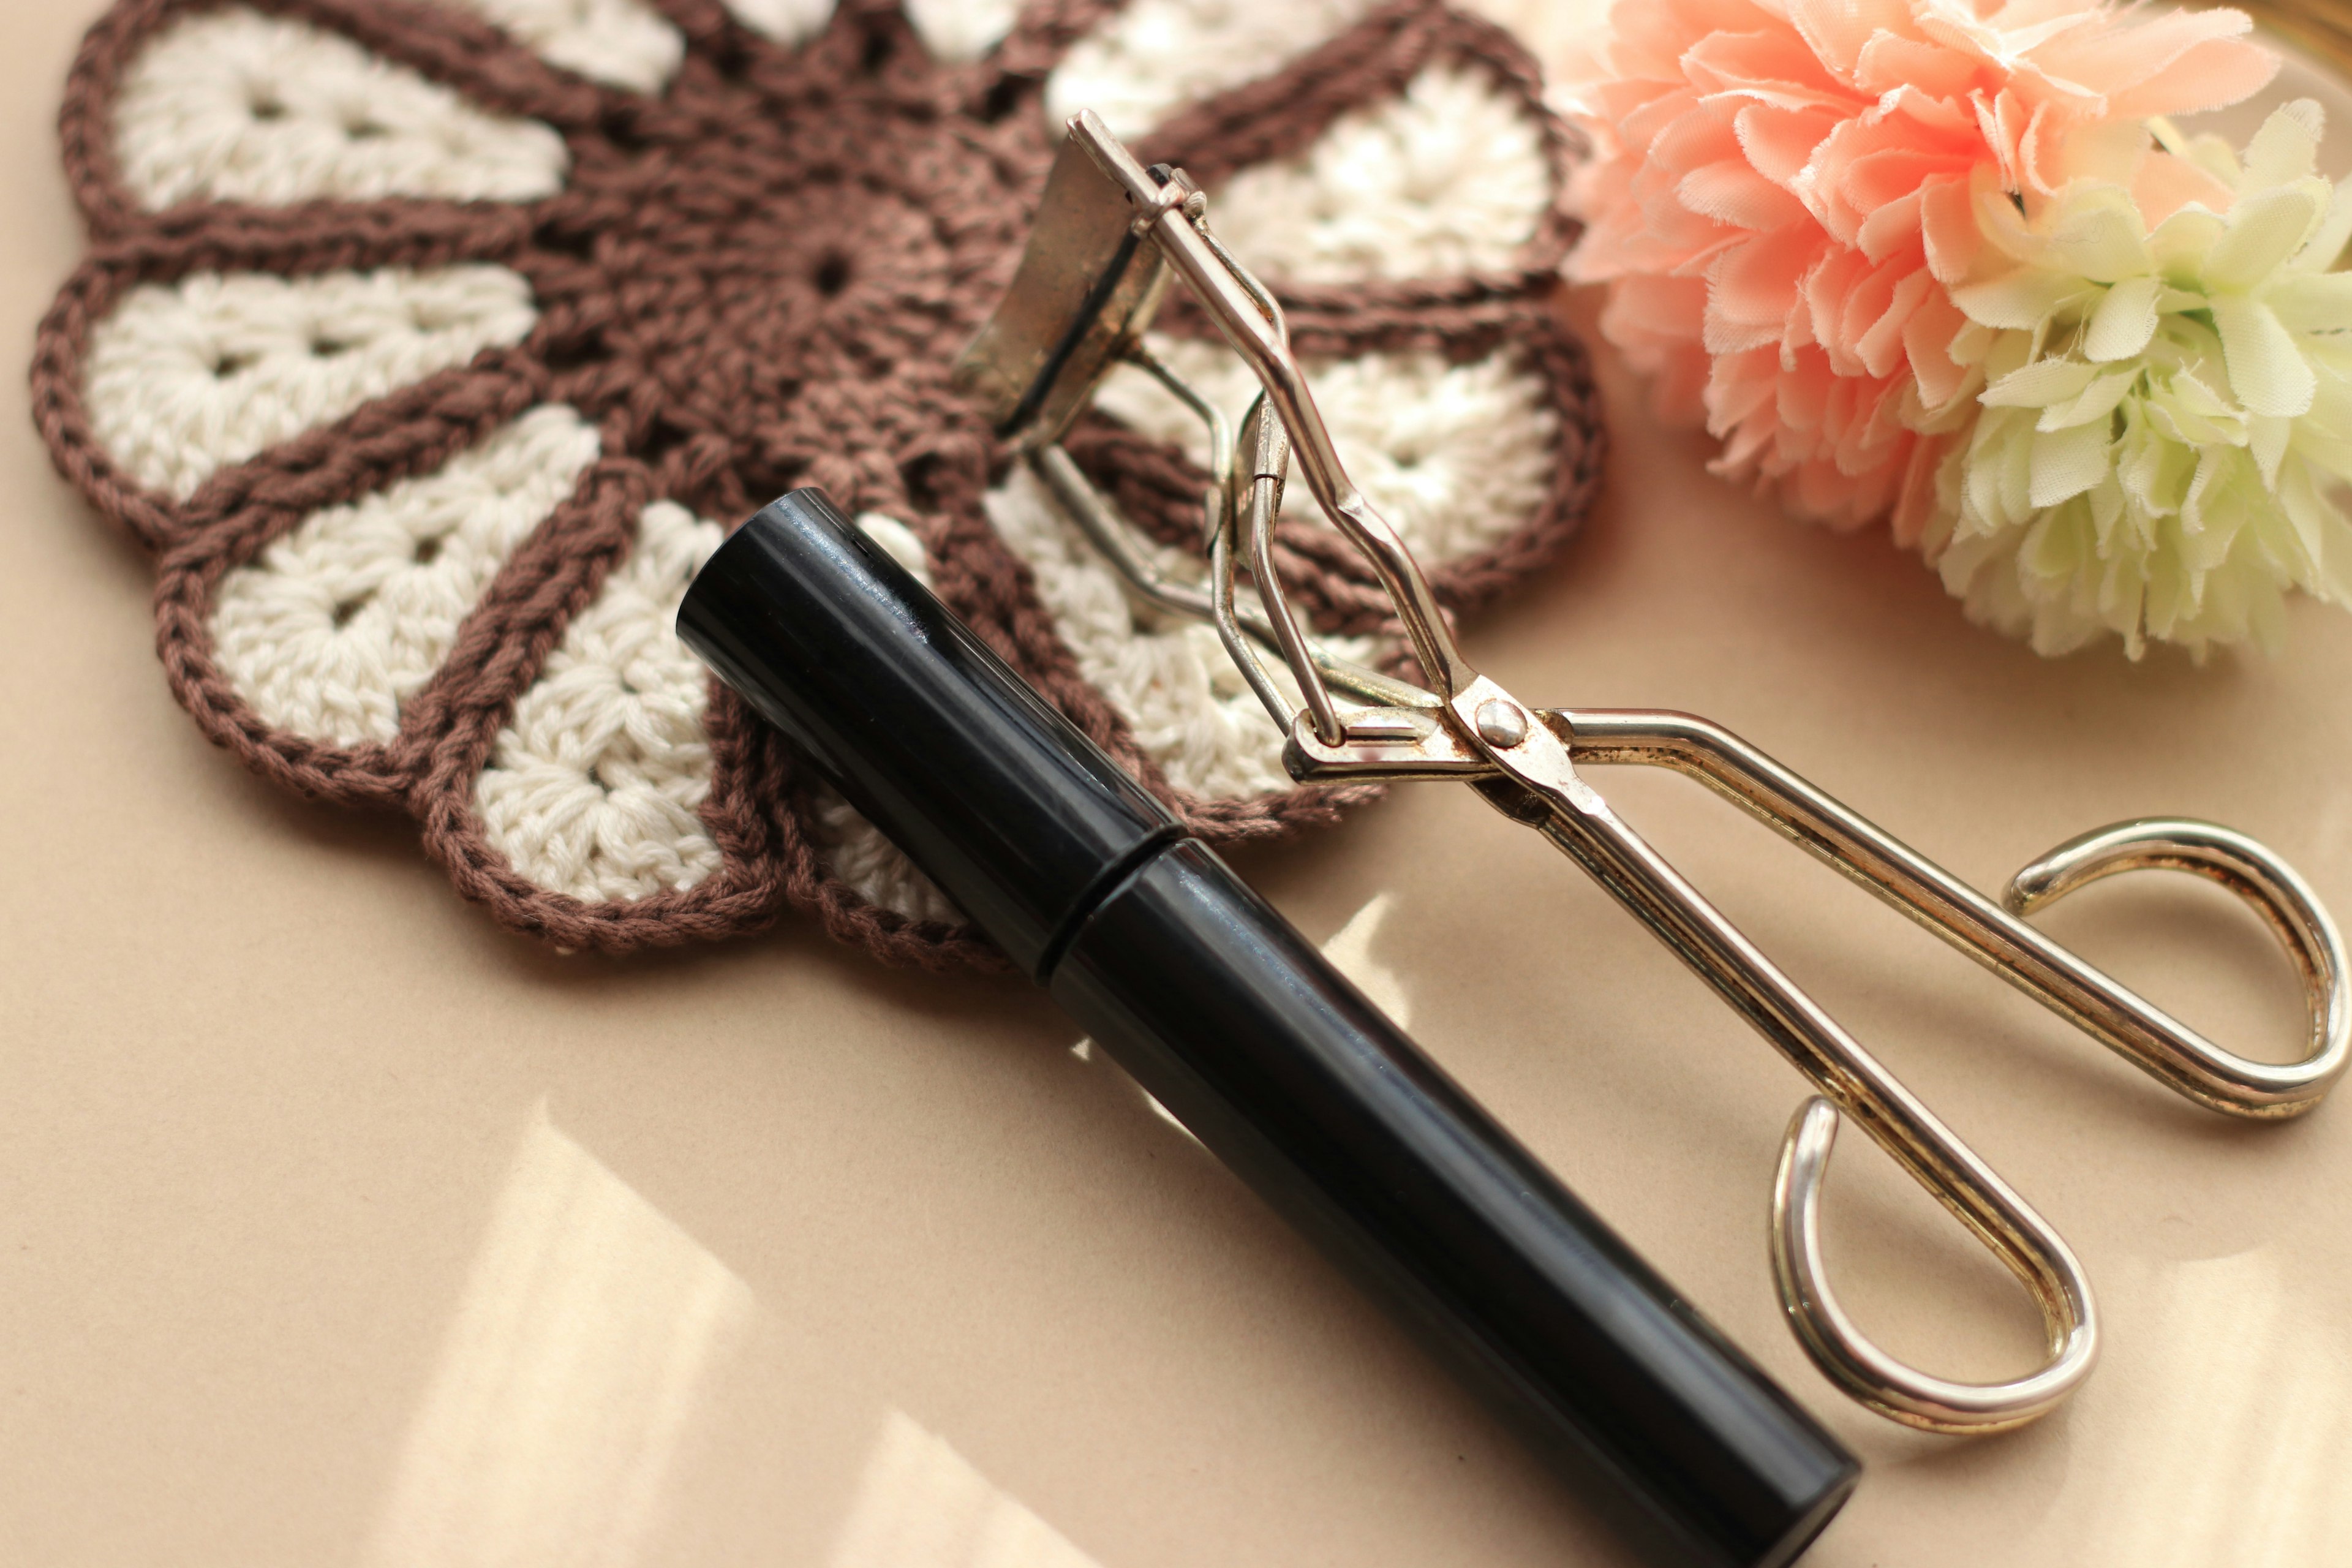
[676,488,1175,978]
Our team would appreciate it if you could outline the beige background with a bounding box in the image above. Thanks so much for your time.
[5,3,2352,1565]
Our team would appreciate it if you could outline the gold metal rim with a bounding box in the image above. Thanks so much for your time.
[2241,0,2352,85]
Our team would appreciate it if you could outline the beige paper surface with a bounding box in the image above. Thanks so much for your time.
[2,4,2350,1564]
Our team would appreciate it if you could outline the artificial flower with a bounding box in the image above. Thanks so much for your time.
[1567,0,2278,528]
[1917,100,2352,656]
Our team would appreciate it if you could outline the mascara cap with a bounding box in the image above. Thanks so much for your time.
[676,488,1174,978]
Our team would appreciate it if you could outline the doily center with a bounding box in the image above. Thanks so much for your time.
[536,67,1030,510]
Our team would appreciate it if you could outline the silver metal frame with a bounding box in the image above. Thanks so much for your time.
[959,109,2352,1435]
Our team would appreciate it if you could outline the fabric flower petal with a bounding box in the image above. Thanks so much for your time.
[2084,274,2161,361]
[2204,184,2329,292]
[2210,294,2318,417]
[2027,419,2110,507]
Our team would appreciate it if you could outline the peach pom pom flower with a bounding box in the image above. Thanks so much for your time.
[1562,0,2352,657]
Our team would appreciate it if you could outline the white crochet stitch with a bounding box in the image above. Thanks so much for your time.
[114,9,570,211]
[212,405,603,747]
[1210,63,1551,281]
[903,0,1021,63]
[722,0,1008,61]
[433,0,686,93]
[475,500,728,904]
[722,0,841,48]
[1046,0,1378,139]
[1455,0,1614,94]
[1093,337,1559,565]
[84,263,540,500]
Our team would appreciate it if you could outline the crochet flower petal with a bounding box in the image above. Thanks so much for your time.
[1201,59,1555,284]
[115,8,568,209]
[1090,331,1580,584]
[467,499,726,905]
[432,0,687,93]
[1047,0,1385,140]
[82,264,538,503]
[798,514,987,927]
[420,494,792,951]
[209,404,603,752]
[903,0,1020,63]
[1093,0,1576,293]
[151,366,612,804]
[987,460,1374,809]
[722,0,840,48]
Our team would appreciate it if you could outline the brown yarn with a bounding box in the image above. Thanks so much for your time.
[29,0,1605,966]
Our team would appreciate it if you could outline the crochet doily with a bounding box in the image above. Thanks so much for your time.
[32,0,1604,965]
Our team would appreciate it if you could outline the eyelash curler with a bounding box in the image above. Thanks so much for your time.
[957,111,2352,1434]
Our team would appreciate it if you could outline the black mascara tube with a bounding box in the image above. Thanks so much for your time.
[679,488,1857,1568]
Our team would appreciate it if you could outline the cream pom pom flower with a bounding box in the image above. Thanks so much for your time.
[1918,100,2352,657]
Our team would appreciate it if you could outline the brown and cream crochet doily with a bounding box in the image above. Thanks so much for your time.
[31,0,1604,966]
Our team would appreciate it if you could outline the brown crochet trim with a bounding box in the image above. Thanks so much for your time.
[154,353,559,806]
[31,0,1601,966]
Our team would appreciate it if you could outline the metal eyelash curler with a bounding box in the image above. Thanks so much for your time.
[958,112,2352,1435]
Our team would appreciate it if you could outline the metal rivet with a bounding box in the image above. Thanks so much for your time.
[1475,698,1527,748]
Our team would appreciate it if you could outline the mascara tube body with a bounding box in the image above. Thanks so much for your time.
[678,488,1857,1568]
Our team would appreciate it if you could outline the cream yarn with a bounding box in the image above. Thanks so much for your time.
[85,264,539,500]
[116,9,569,210]
[1210,62,1553,282]
[435,0,687,94]
[475,500,729,905]
[214,405,603,747]
[1046,0,1381,139]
